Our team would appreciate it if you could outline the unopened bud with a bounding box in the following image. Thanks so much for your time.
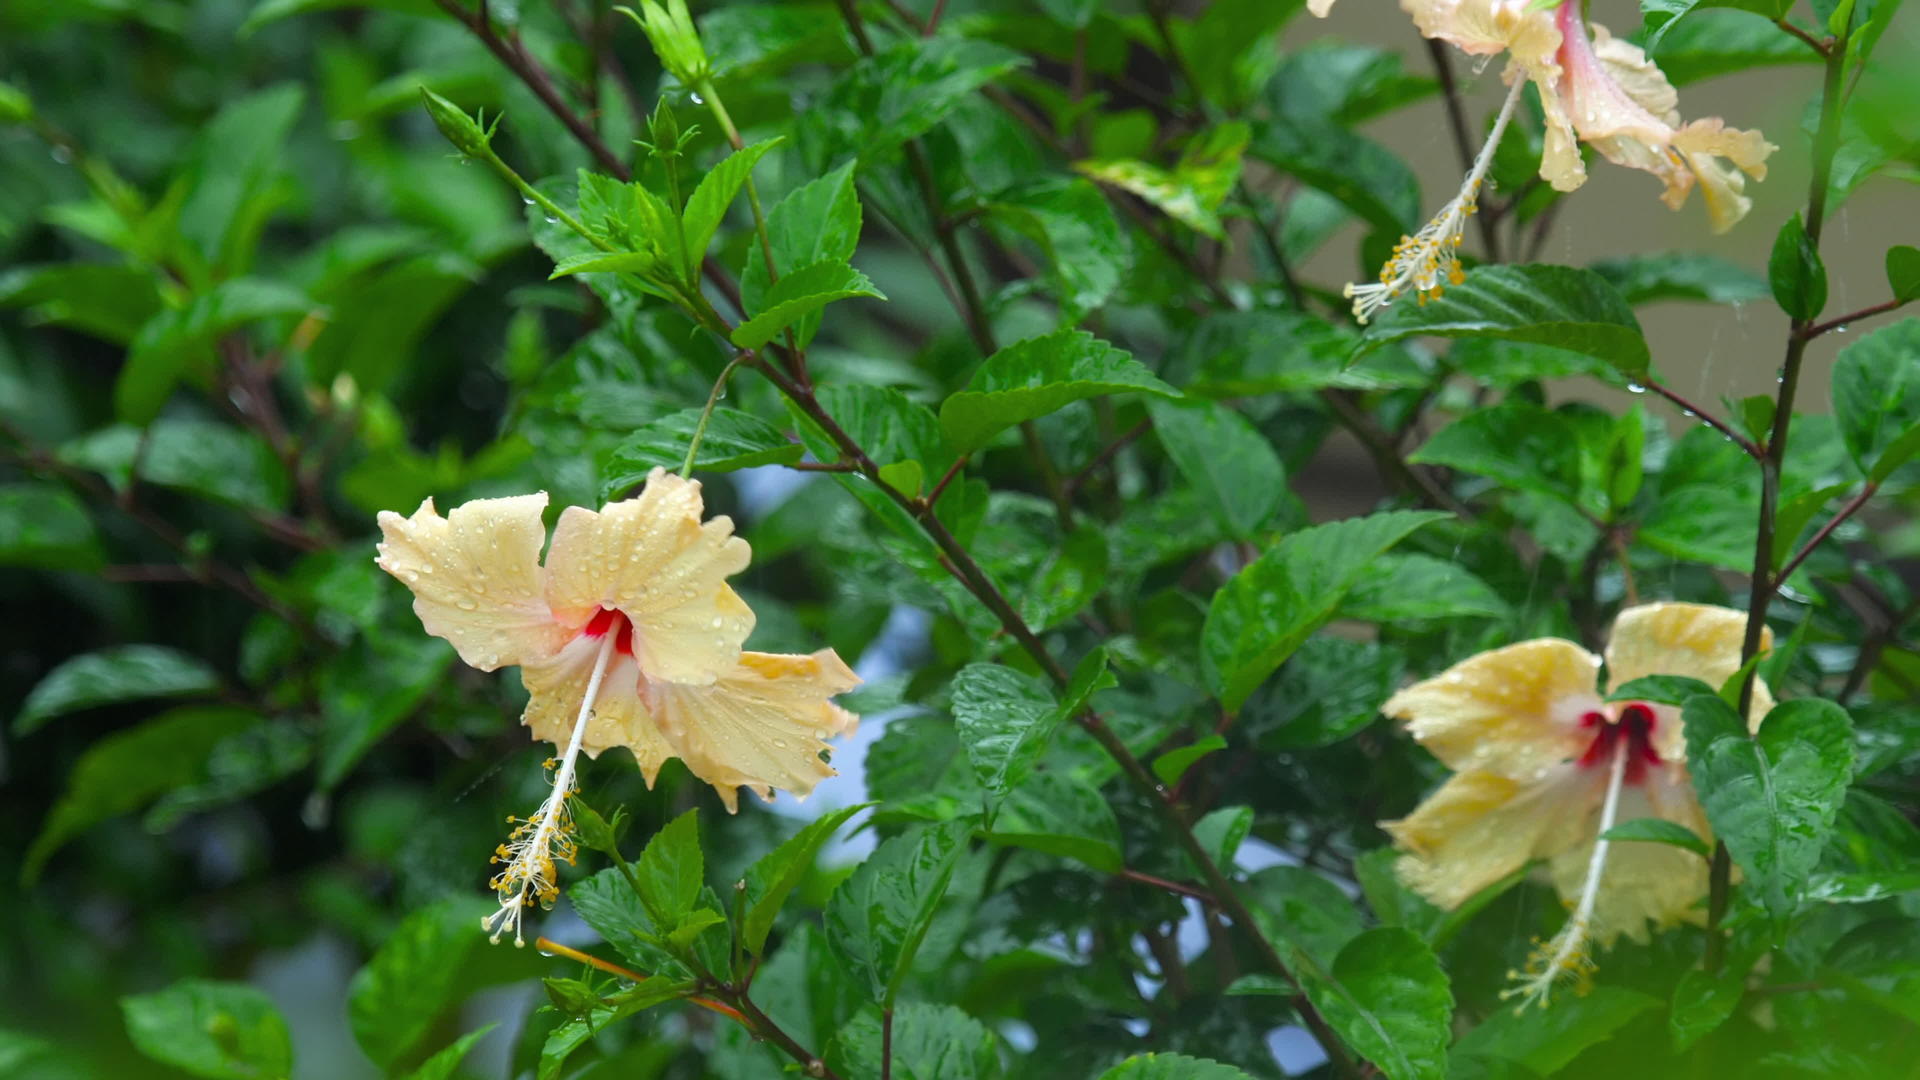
[619,0,710,86]
[419,87,496,159]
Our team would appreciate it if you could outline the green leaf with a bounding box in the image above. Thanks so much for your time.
[602,407,802,498]
[1251,114,1420,234]
[1357,265,1650,377]
[681,138,783,282]
[742,161,862,341]
[1147,398,1286,541]
[122,979,292,1080]
[951,663,1061,798]
[118,279,313,423]
[1669,969,1742,1052]
[1341,554,1506,621]
[1020,527,1108,631]
[1243,636,1401,749]
[1601,817,1712,857]
[825,1003,1001,1080]
[824,818,972,1006]
[817,38,1026,159]
[1832,319,1920,481]
[986,178,1132,317]
[316,634,454,790]
[730,259,885,349]
[1684,694,1854,927]
[1175,310,1427,396]
[1246,866,1367,968]
[239,0,439,35]
[1076,122,1249,239]
[1642,0,1794,49]
[24,706,260,882]
[568,869,685,978]
[1606,674,1718,706]
[741,803,872,956]
[1590,252,1769,305]
[15,644,221,735]
[1888,245,1920,303]
[635,809,704,929]
[0,483,102,571]
[0,262,163,344]
[0,1030,51,1075]
[990,770,1122,871]
[548,250,662,278]
[1451,985,1660,1073]
[1409,401,1586,506]
[401,1024,499,1080]
[1152,734,1227,786]
[346,897,488,1069]
[940,330,1177,454]
[1056,646,1117,722]
[1647,9,1819,85]
[1297,928,1452,1080]
[1096,1054,1255,1079]
[175,84,305,276]
[1203,511,1447,711]
[1769,212,1828,321]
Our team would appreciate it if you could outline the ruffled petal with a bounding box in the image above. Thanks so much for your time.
[1383,638,1602,782]
[544,469,754,687]
[643,649,860,813]
[1308,0,1335,14]
[1674,119,1775,233]
[519,641,674,782]
[1385,766,1601,909]
[375,493,567,671]
[1604,602,1774,761]
[1405,0,1558,59]
[1545,770,1712,944]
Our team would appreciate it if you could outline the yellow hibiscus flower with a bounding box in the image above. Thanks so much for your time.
[1380,602,1770,1008]
[375,467,858,944]
[1323,0,1774,322]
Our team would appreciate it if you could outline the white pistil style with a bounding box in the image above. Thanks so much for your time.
[483,631,618,947]
[1345,75,1529,325]
[1505,734,1630,1011]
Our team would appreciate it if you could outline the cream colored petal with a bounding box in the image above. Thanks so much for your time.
[1591,25,1679,124]
[1385,766,1601,909]
[1308,0,1335,14]
[519,642,674,784]
[1383,638,1602,782]
[1406,0,1557,58]
[544,468,754,687]
[1546,773,1711,945]
[1674,119,1776,233]
[375,493,567,671]
[1605,602,1773,760]
[643,649,860,813]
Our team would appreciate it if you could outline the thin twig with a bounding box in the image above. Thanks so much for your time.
[1773,485,1876,585]
[1118,868,1216,903]
[1645,381,1764,459]
[1799,297,1908,340]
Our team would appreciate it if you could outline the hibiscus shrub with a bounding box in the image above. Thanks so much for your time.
[5,1,1920,1078]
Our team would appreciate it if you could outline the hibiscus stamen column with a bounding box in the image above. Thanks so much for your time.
[1345,75,1526,324]
[1506,734,1630,1010]
[484,631,618,947]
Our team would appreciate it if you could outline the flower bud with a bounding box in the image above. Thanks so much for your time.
[419,87,496,159]
[620,0,710,86]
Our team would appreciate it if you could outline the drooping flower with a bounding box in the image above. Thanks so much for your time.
[1379,602,1771,1009]
[375,468,859,944]
[1324,0,1774,321]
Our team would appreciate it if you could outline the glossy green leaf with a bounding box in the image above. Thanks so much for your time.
[681,138,783,281]
[1147,398,1286,541]
[1888,245,1920,303]
[824,818,972,1006]
[602,407,802,498]
[940,330,1176,454]
[1096,1054,1254,1079]
[1684,694,1854,927]
[1607,674,1717,706]
[1340,554,1506,621]
[122,979,292,1080]
[1077,123,1249,239]
[1298,928,1452,1080]
[987,178,1131,317]
[15,644,221,735]
[1151,734,1226,786]
[1832,319,1920,481]
[731,259,885,348]
[1601,817,1712,857]
[1451,985,1659,1073]
[1251,114,1420,234]
[1246,865,1366,968]
[742,803,872,956]
[1409,401,1585,506]
[1669,969,1742,1052]
[1357,265,1649,377]
[635,809,704,929]
[742,161,862,342]
[1769,212,1828,320]
[0,483,102,571]
[175,83,305,276]
[1243,636,1400,749]
[401,1024,499,1080]
[826,1003,1001,1080]
[990,770,1122,872]
[118,279,313,423]
[346,897,488,1068]
[952,663,1061,798]
[1590,252,1768,305]
[1203,511,1447,711]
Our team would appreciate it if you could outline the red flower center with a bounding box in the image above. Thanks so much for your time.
[1577,702,1662,784]
[581,607,636,656]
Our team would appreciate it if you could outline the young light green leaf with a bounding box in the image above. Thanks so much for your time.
[15,644,222,735]
[122,979,293,1080]
[24,706,260,882]
[742,161,862,339]
[1684,694,1854,928]
[741,803,872,956]
[1151,734,1227,786]
[1356,265,1650,377]
[1600,817,1712,857]
[951,663,1062,797]
[1077,122,1248,239]
[1055,645,1117,722]
[824,818,972,1006]
[730,259,884,349]
[602,407,802,499]
[548,250,663,279]
[1297,928,1453,1080]
[940,330,1177,454]
[635,808,704,928]
[1147,398,1286,541]
[680,138,783,282]
[1203,511,1448,711]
